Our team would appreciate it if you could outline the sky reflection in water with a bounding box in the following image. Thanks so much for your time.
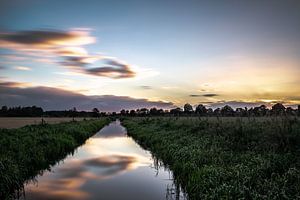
[21,121,186,200]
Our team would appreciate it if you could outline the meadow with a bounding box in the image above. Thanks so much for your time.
[0,118,109,199]
[123,117,300,199]
[0,117,95,129]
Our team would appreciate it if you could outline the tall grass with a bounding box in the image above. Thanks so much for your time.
[0,118,109,199]
[123,117,300,199]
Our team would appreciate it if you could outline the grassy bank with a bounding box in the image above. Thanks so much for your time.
[0,118,109,199]
[123,117,300,199]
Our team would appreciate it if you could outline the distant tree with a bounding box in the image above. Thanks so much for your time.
[286,107,295,116]
[271,103,285,115]
[120,109,126,116]
[149,107,158,116]
[298,105,300,116]
[92,108,100,117]
[100,112,107,116]
[70,107,77,121]
[0,106,43,117]
[139,108,149,116]
[170,107,182,116]
[1,106,8,112]
[207,108,213,116]
[253,105,267,116]
[129,110,136,116]
[92,108,99,113]
[213,108,221,116]
[184,103,193,113]
[236,108,246,117]
[195,104,207,116]
[221,105,234,116]
[157,109,164,115]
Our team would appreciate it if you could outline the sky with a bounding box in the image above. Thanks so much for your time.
[0,0,300,111]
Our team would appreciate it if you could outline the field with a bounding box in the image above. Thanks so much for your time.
[0,117,96,129]
[123,117,300,199]
[0,118,110,199]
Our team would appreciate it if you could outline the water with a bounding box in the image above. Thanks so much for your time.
[20,120,187,200]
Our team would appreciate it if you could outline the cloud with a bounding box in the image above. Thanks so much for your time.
[61,56,136,79]
[0,29,95,49]
[14,66,32,71]
[26,154,138,200]
[0,29,138,79]
[139,85,152,90]
[190,93,219,97]
[205,100,298,109]
[0,81,31,87]
[0,81,173,111]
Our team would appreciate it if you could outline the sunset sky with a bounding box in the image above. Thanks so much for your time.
[0,0,300,111]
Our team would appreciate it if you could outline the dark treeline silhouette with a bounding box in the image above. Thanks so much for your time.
[119,103,300,117]
[0,103,299,117]
[0,106,43,117]
[0,106,104,117]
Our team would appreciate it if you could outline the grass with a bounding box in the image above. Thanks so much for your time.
[0,118,110,199]
[0,117,96,129]
[123,117,300,200]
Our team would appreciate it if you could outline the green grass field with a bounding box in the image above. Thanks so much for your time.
[0,118,109,200]
[123,117,300,199]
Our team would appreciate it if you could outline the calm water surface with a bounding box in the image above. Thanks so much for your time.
[20,120,187,200]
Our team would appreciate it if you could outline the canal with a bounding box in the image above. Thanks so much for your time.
[20,120,187,200]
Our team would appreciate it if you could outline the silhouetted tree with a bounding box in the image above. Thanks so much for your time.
[183,103,193,114]
[298,105,300,116]
[70,107,77,121]
[213,108,221,116]
[120,109,126,116]
[236,108,246,117]
[221,105,234,116]
[253,105,268,116]
[149,107,158,116]
[207,108,213,116]
[170,107,182,116]
[0,106,43,117]
[1,106,8,112]
[195,104,207,116]
[129,110,136,116]
[286,107,295,116]
[272,103,285,115]
[92,108,100,117]
[157,109,164,115]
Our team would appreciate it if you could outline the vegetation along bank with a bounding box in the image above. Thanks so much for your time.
[0,118,110,199]
[123,117,300,199]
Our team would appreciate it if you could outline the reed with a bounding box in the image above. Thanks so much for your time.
[123,116,300,199]
[0,118,110,200]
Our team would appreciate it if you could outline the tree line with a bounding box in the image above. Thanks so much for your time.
[0,106,103,117]
[0,103,299,117]
[119,103,300,117]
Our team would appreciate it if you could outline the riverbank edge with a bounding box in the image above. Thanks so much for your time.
[122,117,300,200]
[0,118,110,200]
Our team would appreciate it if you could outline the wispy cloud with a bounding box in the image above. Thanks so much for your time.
[0,29,95,49]
[190,93,219,97]
[139,85,152,90]
[14,66,32,71]
[0,81,174,111]
[0,29,138,79]
[204,100,299,109]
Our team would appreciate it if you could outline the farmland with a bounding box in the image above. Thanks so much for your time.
[123,117,300,199]
[0,117,96,129]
